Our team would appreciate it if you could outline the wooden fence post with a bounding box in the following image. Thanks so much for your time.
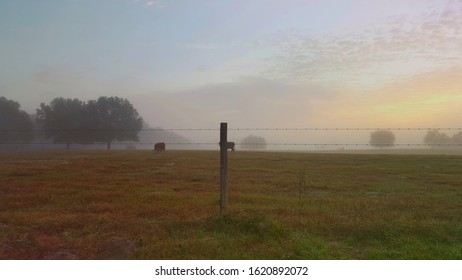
[220,122,228,215]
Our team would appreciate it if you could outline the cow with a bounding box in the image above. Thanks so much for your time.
[154,142,166,152]
[219,141,235,152]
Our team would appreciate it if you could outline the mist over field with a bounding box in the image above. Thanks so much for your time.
[1,0,462,149]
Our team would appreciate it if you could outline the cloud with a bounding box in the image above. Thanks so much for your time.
[133,0,165,8]
[146,1,164,8]
[263,1,462,86]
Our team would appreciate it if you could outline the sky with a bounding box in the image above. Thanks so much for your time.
[1,0,462,143]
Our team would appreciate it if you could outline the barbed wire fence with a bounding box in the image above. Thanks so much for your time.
[1,127,462,150]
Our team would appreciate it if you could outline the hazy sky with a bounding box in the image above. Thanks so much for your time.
[1,0,461,132]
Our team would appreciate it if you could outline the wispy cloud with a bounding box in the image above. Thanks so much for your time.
[133,0,165,8]
[146,1,164,8]
[263,1,462,86]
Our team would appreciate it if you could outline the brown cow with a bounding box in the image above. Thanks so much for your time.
[154,142,166,152]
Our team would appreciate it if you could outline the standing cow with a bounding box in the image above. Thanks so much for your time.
[154,142,166,152]
[219,141,235,152]
[227,142,235,152]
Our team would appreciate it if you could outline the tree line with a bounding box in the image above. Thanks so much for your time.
[1,96,142,150]
[423,130,462,146]
[241,129,462,149]
[238,130,462,149]
[2,95,462,150]
[369,129,462,148]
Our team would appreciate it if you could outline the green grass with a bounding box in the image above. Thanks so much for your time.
[1,150,462,259]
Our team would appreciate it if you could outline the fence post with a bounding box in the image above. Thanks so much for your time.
[220,122,228,215]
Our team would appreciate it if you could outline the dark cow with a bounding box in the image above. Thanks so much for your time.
[154,142,166,152]
[219,141,235,152]
[227,142,235,152]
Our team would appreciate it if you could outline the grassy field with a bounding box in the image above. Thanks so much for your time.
[1,150,462,259]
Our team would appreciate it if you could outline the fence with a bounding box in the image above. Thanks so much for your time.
[1,126,462,151]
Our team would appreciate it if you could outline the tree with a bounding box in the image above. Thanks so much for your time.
[369,130,395,148]
[87,96,143,150]
[423,130,450,147]
[36,96,143,150]
[451,131,462,147]
[240,135,267,150]
[0,97,34,144]
[36,98,89,149]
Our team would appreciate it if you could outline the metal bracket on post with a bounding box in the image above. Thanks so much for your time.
[219,122,228,215]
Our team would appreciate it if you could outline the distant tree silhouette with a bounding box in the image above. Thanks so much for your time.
[86,96,143,150]
[240,135,267,150]
[369,130,395,148]
[423,130,451,147]
[0,97,33,144]
[37,98,89,149]
[37,96,143,150]
[450,131,462,147]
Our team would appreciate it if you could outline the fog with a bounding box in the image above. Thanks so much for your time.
[1,0,462,151]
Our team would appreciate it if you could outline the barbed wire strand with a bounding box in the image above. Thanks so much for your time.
[3,128,462,147]
[2,142,462,147]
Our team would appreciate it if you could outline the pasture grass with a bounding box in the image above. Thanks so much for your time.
[1,150,462,259]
